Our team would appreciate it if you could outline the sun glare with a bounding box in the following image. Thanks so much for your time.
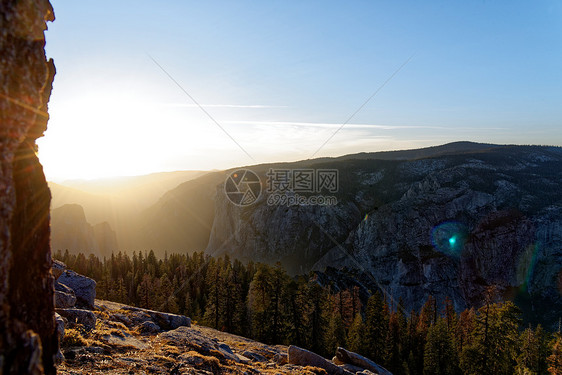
[37,88,240,181]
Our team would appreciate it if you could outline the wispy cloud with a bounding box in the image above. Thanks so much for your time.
[157,103,288,109]
[224,120,507,131]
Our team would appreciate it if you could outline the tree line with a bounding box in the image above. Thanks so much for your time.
[54,249,562,375]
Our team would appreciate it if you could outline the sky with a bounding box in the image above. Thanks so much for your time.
[38,0,562,181]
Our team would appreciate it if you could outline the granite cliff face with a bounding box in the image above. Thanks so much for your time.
[0,0,56,374]
[51,204,117,257]
[207,186,361,274]
[205,144,562,323]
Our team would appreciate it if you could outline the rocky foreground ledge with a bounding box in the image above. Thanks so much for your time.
[57,300,390,375]
[53,263,391,374]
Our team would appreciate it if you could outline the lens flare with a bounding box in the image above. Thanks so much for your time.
[431,222,468,257]
[516,243,539,293]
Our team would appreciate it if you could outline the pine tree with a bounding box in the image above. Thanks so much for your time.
[247,263,272,342]
[516,326,540,375]
[405,310,421,375]
[347,312,365,354]
[136,274,153,309]
[455,308,475,358]
[423,317,458,375]
[326,312,347,355]
[269,263,289,343]
[537,325,551,375]
[386,310,403,374]
[159,273,179,314]
[306,281,330,355]
[286,278,308,347]
[364,291,389,364]
[548,333,562,375]
[203,257,223,329]
[222,257,246,335]
[115,277,127,304]
[461,301,521,375]
[443,296,457,333]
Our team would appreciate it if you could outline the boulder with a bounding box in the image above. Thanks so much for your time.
[138,320,161,335]
[335,347,393,375]
[55,313,65,341]
[55,281,75,294]
[58,269,97,309]
[288,345,353,375]
[121,305,190,330]
[101,331,148,350]
[52,259,66,280]
[56,308,96,330]
[167,313,192,329]
[273,352,288,365]
[55,290,77,308]
[158,326,217,355]
[213,342,250,363]
[243,350,267,362]
[110,312,133,327]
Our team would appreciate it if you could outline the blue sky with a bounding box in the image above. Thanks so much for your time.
[38,0,562,180]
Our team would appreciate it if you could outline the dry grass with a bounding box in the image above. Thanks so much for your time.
[159,344,181,356]
[182,350,221,372]
[61,328,88,347]
[302,366,328,375]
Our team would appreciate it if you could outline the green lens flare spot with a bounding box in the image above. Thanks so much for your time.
[431,222,467,258]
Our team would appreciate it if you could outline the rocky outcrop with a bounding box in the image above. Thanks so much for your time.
[54,289,76,309]
[58,268,96,309]
[57,298,393,374]
[51,262,97,341]
[56,309,96,330]
[52,259,66,279]
[288,345,353,375]
[138,320,161,334]
[96,300,191,331]
[0,1,56,374]
[336,347,392,375]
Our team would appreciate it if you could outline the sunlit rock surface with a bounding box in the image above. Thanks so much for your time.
[0,0,56,373]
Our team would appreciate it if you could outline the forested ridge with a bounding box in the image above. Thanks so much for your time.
[54,250,562,375]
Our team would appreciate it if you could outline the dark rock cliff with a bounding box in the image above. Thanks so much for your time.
[311,147,562,322]
[0,0,56,374]
[205,145,562,325]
